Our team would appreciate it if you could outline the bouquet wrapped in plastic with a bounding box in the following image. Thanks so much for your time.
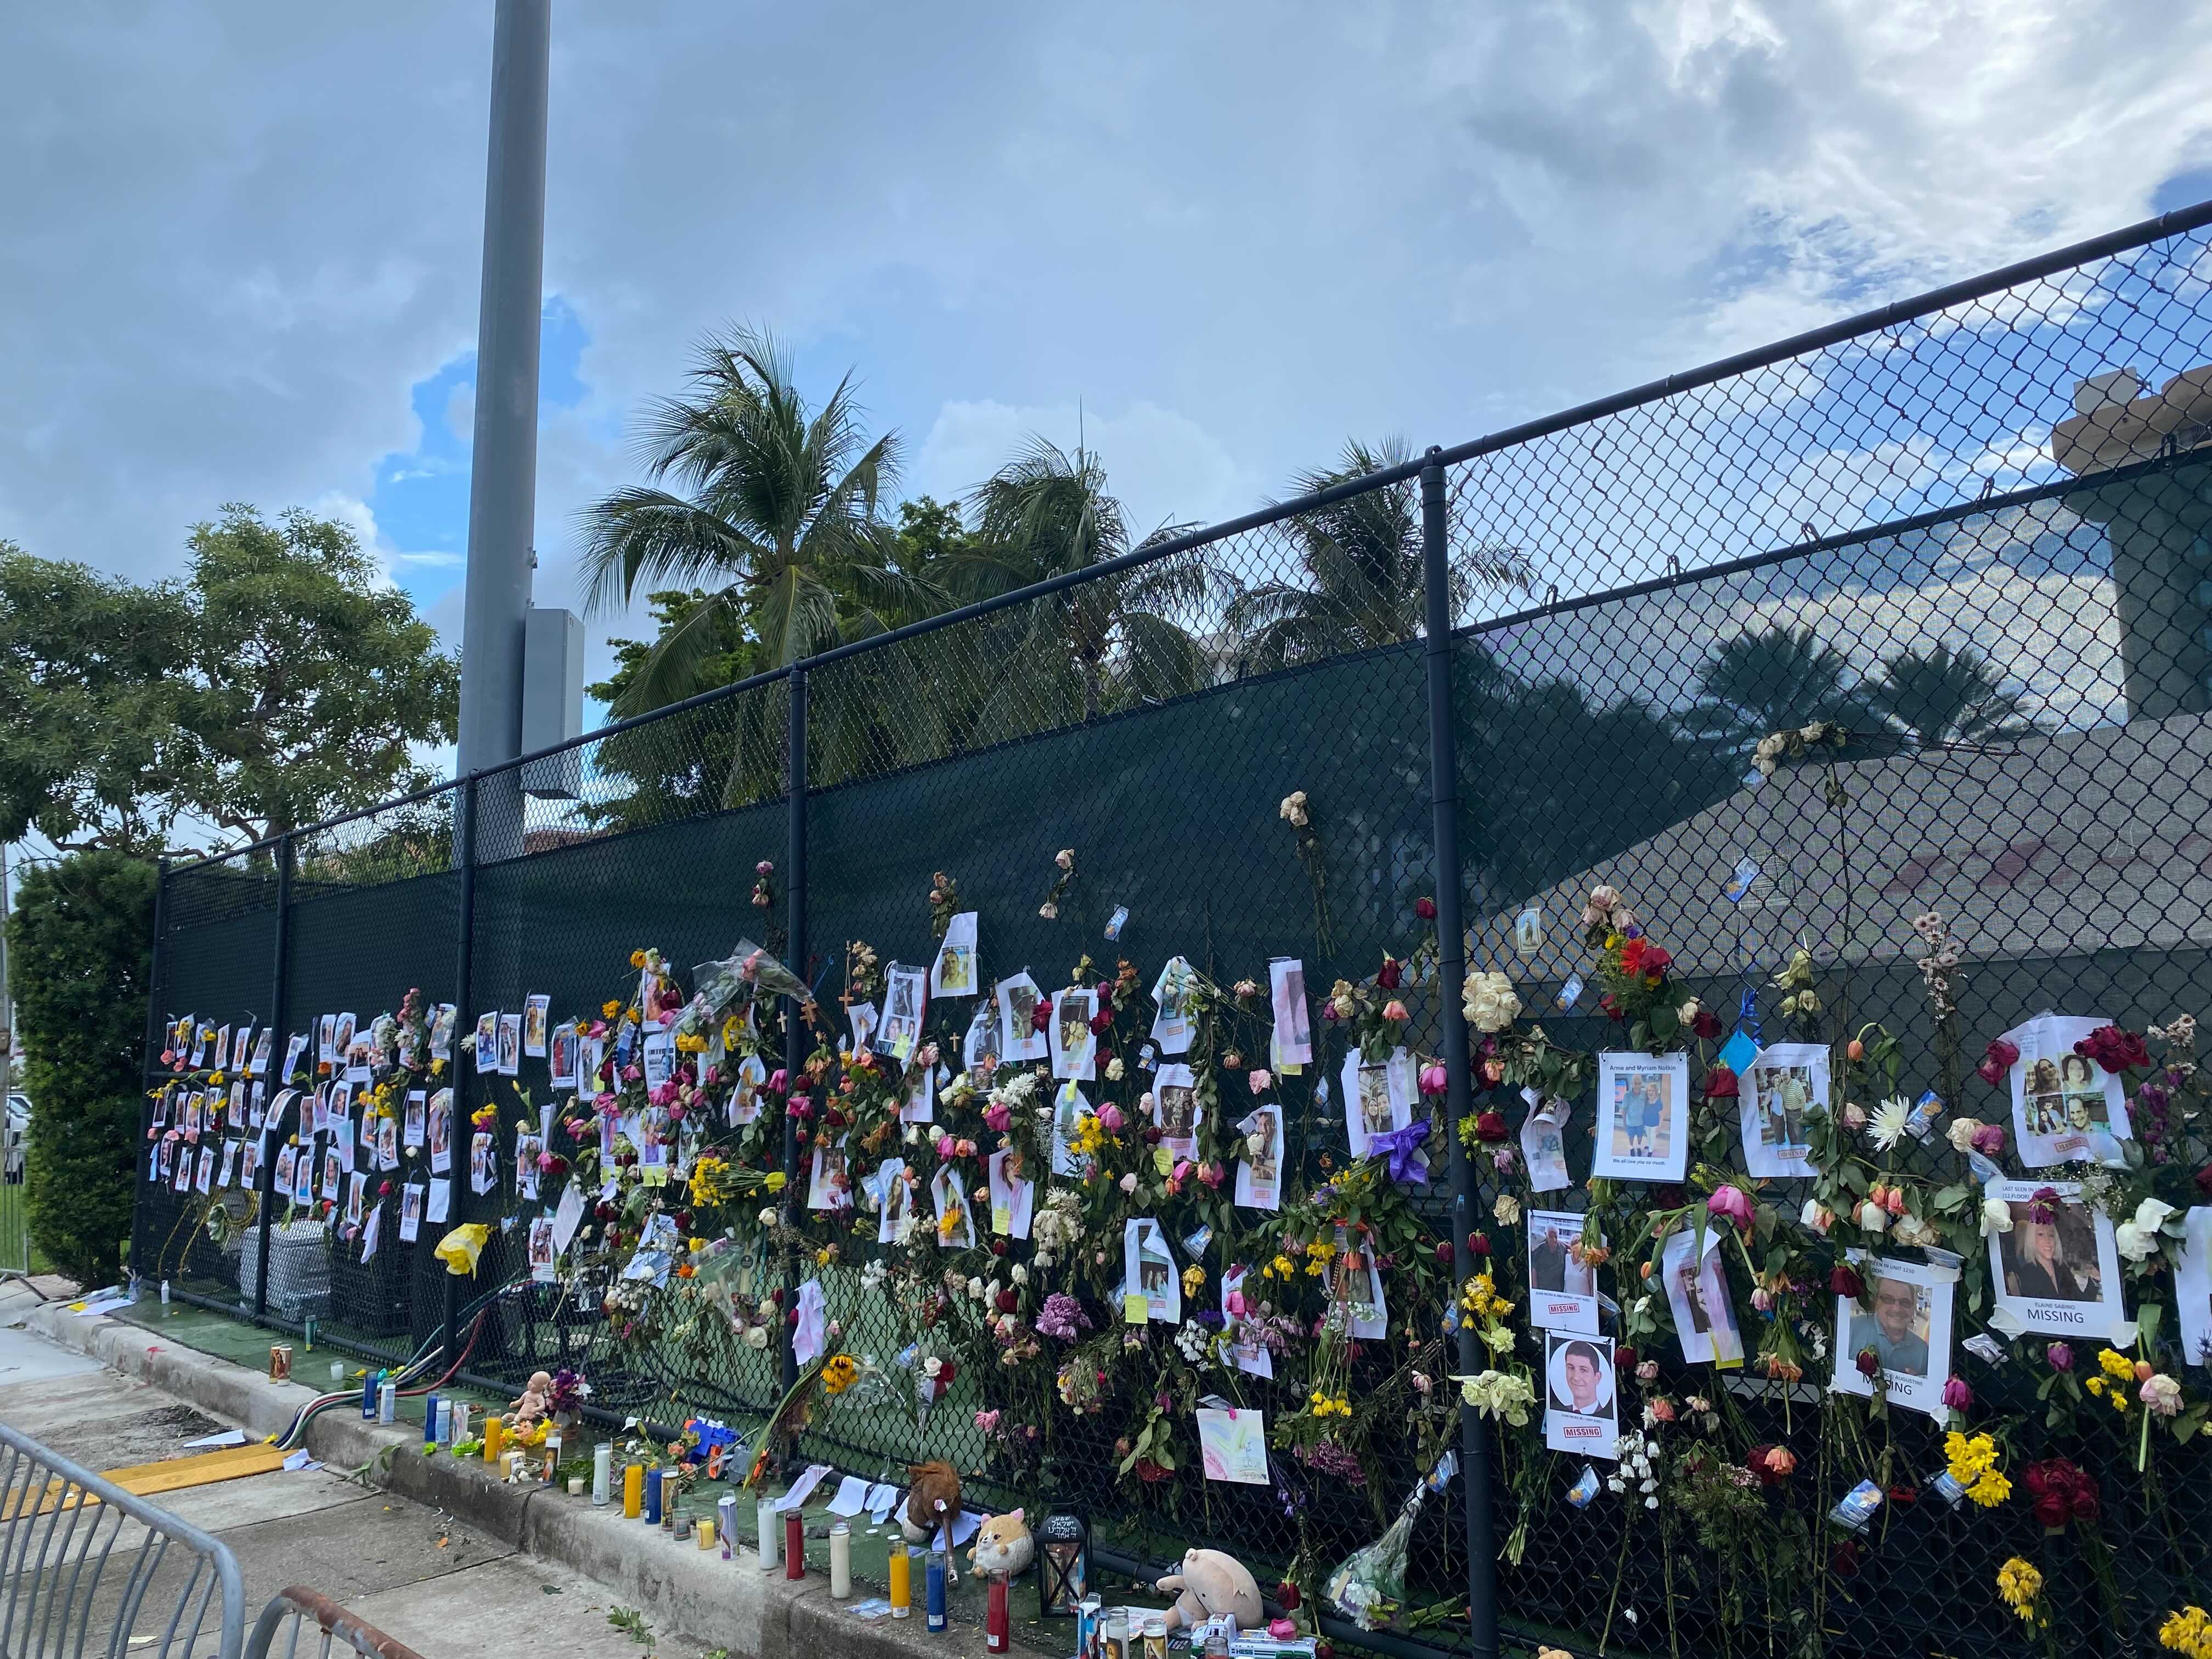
[1325,1451,1457,1631]
[681,940,810,1037]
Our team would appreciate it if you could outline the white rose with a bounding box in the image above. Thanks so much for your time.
[1855,1200,1889,1234]
[1980,1197,2013,1237]
[1011,1264,1029,1285]
[2116,1221,2153,1262]
[743,1325,769,1350]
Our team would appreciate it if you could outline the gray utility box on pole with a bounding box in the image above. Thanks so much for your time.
[521,606,585,799]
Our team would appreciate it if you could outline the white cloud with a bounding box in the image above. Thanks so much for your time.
[912,398,1257,539]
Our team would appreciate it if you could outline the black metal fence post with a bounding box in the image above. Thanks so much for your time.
[253,834,294,1320]
[1421,447,1497,1659]
[134,856,170,1288]
[781,666,808,1399]
[444,777,478,1367]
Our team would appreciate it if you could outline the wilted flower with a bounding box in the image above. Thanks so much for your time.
[2045,1342,2074,1374]
[1801,1199,1833,1235]
[1855,1200,1889,1235]
[1707,1185,1754,1229]
[1839,1101,1867,1131]
[1055,849,1075,872]
[1942,1374,1974,1410]
[1418,1063,1448,1097]
[2140,1373,2182,1417]
[1981,1196,2014,1237]
[1278,792,1310,828]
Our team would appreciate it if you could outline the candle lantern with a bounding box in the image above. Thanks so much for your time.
[1035,1509,1090,1618]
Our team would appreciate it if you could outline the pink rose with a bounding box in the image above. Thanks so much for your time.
[768,1069,788,1093]
[935,1135,956,1160]
[1098,1102,1125,1133]
[1199,1161,1226,1188]
[1119,1172,1138,1194]
[1225,1290,1247,1318]
[1707,1184,1754,1229]
[1249,1069,1272,1094]
[983,1103,1011,1133]
[1173,1160,1193,1184]
[1383,1000,1410,1023]
[1419,1063,1448,1097]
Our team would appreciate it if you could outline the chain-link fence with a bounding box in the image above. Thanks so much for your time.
[138,199,2212,1659]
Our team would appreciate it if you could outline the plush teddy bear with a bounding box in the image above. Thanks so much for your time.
[967,1509,1035,1578]
[902,1460,964,1580]
[1154,1548,1263,1633]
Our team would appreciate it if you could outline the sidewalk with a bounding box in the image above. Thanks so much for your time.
[2,1282,1088,1659]
[0,1279,713,1659]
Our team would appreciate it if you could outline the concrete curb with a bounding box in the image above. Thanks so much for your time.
[25,1303,1004,1659]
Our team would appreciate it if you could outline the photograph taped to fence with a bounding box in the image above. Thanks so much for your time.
[2178,1207,2212,1370]
[1543,1332,1618,1459]
[929,911,977,997]
[1150,956,1195,1054]
[1268,957,1312,1066]
[996,971,1047,1062]
[1987,1179,2126,1338]
[523,993,549,1057]
[1341,1047,1412,1158]
[1153,1063,1199,1158]
[549,1022,578,1090]
[1741,1042,1825,1178]
[2006,1013,2132,1168]
[1663,1226,1744,1368]
[732,1053,767,1125]
[1592,1050,1689,1181]
[1234,1104,1282,1212]
[1528,1210,1600,1333]
[473,1012,498,1072]
[879,961,928,1061]
[1051,986,1097,1081]
[1831,1252,1954,1420]
[427,1088,452,1172]
[875,1157,911,1244]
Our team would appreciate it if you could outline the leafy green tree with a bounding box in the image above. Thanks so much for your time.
[170,505,459,843]
[8,851,154,1286]
[1,510,456,854]
[0,548,190,853]
[1861,643,2038,744]
[584,590,771,827]
[578,328,943,715]
[933,437,1222,738]
[1226,439,1528,674]
[1678,623,1879,760]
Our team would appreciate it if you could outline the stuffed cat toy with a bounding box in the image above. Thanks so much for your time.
[967,1509,1035,1578]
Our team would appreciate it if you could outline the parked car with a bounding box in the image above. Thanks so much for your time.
[4,1093,29,1183]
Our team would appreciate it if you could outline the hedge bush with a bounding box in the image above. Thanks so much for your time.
[8,850,153,1286]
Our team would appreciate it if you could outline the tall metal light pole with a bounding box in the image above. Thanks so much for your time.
[455,0,550,844]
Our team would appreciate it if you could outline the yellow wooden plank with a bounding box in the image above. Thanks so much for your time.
[108,1447,287,1497]
[1,1445,285,1518]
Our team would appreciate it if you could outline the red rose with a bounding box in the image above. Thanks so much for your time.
[1435,1240,1454,1266]
[1829,1539,1861,1579]
[1414,898,1437,921]
[1088,1009,1113,1037]
[1144,1126,1163,1146]
[1468,1232,1491,1257]
[995,1290,1019,1314]
[1616,1345,1637,1370]
[1275,1581,1301,1612]
[1377,957,1403,990]
[1886,1484,1917,1507]
[1642,945,1673,975]
[1030,1002,1052,1034]
[1474,1111,1506,1143]
[1703,1065,1740,1101]
[1691,1009,1722,1040]
[1855,1347,1880,1378]
[1830,1265,1863,1299]
[2032,1491,2069,1529]
[1599,994,1625,1023]
[2075,1025,2150,1073]
[990,1238,1008,1257]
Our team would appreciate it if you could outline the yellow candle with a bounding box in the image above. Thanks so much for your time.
[484,1415,504,1463]
[887,1545,911,1614]
[697,1520,716,1551]
[623,1463,642,1519]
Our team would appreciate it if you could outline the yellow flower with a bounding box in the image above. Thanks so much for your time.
[630,950,647,969]
[2160,1605,2212,1659]
[1267,1254,1295,1280]
[1181,1265,1206,1297]
[821,1353,858,1396]
[763,1171,787,1193]
[1996,1558,2043,1625]
[602,1000,622,1020]
[2098,1346,2138,1381]
[1967,1470,2011,1508]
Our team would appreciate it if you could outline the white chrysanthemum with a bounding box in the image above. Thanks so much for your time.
[1868,1096,1912,1151]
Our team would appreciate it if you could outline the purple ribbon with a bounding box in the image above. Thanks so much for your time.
[1365,1118,1432,1185]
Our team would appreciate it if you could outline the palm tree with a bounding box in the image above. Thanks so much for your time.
[1678,624,1879,760]
[1861,644,2039,744]
[932,436,1225,741]
[1224,439,1528,675]
[577,326,941,715]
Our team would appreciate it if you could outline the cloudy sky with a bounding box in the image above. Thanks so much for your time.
[5,0,2212,702]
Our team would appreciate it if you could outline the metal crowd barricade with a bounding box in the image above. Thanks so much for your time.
[0,1421,244,1659]
[244,1589,424,1659]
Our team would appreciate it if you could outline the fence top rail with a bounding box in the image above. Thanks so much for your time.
[159,193,2212,884]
